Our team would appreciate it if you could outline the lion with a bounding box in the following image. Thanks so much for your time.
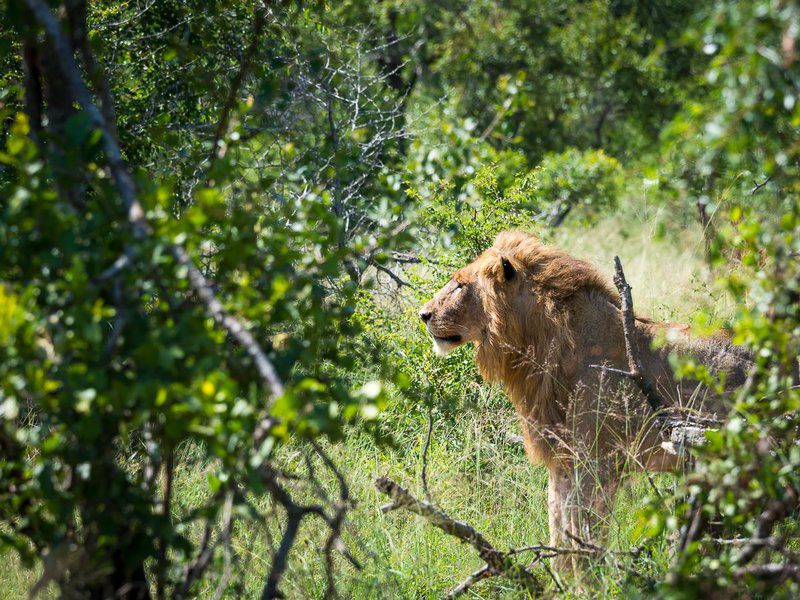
[419,230,753,572]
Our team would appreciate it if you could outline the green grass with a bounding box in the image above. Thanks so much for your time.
[1,208,719,598]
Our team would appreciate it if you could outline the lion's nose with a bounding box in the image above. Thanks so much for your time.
[419,310,432,323]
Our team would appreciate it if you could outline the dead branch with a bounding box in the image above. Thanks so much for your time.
[446,565,492,597]
[751,176,772,195]
[374,262,412,288]
[589,256,721,449]
[734,562,800,582]
[375,476,543,597]
[609,256,666,413]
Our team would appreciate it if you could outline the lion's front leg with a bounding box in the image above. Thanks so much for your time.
[547,462,621,576]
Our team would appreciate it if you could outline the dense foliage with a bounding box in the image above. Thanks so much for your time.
[0,0,798,598]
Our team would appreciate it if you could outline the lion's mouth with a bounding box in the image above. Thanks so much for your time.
[433,334,462,344]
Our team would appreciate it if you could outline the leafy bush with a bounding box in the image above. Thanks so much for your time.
[635,202,800,597]
[0,3,410,597]
[532,148,623,227]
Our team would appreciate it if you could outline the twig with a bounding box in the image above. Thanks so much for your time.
[175,490,233,599]
[732,492,797,567]
[713,537,780,548]
[677,494,706,554]
[751,176,772,195]
[211,492,235,600]
[563,531,651,582]
[734,562,800,582]
[374,262,412,288]
[445,565,491,598]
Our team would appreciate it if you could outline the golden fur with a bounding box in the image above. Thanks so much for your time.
[420,231,753,570]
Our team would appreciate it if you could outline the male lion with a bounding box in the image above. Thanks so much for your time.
[419,231,752,572]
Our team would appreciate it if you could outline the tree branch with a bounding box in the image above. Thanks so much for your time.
[25,0,285,406]
[374,263,411,288]
[175,490,234,600]
[206,4,266,170]
[609,255,667,413]
[375,476,542,597]
[589,256,721,444]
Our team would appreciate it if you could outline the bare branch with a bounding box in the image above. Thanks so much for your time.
[310,440,358,600]
[734,562,800,582]
[589,256,722,441]
[445,565,491,598]
[609,255,667,413]
[175,490,234,600]
[751,176,772,195]
[733,492,798,567]
[374,263,412,288]
[262,511,302,600]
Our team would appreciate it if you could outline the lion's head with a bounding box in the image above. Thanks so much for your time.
[419,245,519,356]
[419,231,617,358]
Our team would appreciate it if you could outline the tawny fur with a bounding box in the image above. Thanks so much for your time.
[421,231,753,570]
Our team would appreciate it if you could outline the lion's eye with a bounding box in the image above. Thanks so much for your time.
[452,283,462,294]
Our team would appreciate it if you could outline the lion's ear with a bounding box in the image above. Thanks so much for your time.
[501,257,516,281]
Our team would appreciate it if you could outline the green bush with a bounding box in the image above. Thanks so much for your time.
[532,148,624,227]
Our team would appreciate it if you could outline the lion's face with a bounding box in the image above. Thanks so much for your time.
[419,250,518,356]
[419,272,484,355]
